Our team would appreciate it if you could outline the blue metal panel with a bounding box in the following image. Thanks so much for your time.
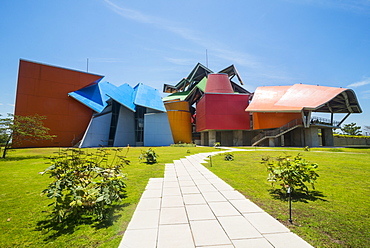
[80,112,111,147]
[144,112,174,146]
[68,91,105,113]
[69,80,132,113]
[133,83,166,112]
[106,83,136,112]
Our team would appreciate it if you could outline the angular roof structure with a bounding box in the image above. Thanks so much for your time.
[69,81,166,113]
[246,84,362,113]
[133,83,166,112]
[163,64,250,105]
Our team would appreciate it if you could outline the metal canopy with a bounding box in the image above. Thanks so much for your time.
[246,84,362,114]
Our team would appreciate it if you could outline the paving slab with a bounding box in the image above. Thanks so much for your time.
[180,185,200,194]
[230,199,264,213]
[141,189,162,199]
[157,224,194,248]
[218,215,263,239]
[183,193,207,205]
[264,232,314,248]
[190,219,233,247]
[185,204,216,221]
[118,228,157,248]
[159,207,188,225]
[232,238,274,248]
[119,148,313,248]
[201,191,228,202]
[208,201,241,217]
[126,209,160,230]
[161,195,184,208]
[243,212,291,234]
[135,197,161,211]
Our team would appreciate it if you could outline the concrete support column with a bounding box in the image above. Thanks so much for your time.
[208,130,216,147]
[281,134,285,147]
[304,127,319,147]
[269,138,275,147]
[200,132,205,146]
[322,128,334,146]
[233,130,243,146]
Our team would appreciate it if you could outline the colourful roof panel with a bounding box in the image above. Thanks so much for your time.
[68,79,109,113]
[246,84,362,113]
[106,83,136,111]
[133,83,166,112]
[162,91,190,102]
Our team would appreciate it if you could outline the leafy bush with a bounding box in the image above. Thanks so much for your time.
[261,153,319,192]
[139,148,158,164]
[170,142,196,147]
[41,148,129,222]
[224,153,234,161]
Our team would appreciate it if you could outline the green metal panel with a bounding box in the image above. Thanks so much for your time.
[196,77,207,92]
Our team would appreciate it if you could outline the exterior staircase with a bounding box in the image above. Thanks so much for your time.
[251,119,302,146]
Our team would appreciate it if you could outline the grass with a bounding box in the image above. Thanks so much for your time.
[0,146,216,248]
[206,147,370,248]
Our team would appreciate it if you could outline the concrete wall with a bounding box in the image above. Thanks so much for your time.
[113,107,135,147]
[144,112,174,146]
[80,112,112,147]
[333,136,370,146]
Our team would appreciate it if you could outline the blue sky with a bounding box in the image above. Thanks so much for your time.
[1,0,369,131]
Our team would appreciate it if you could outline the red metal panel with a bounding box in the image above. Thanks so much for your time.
[205,73,234,93]
[14,60,103,147]
[196,94,250,132]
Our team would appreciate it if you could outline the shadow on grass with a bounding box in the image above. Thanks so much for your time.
[0,155,46,161]
[268,189,328,203]
[35,203,130,241]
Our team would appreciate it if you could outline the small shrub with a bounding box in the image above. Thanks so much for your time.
[224,153,234,161]
[261,153,319,193]
[139,148,159,164]
[40,148,129,222]
[214,142,220,148]
[304,146,310,151]
[170,142,196,147]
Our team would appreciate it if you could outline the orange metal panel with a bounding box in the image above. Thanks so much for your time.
[14,60,103,147]
[253,112,302,130]
[165,101,192,143]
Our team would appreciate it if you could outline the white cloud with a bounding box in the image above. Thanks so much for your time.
[347,78,370,88]
[164,57,195,66]
[89,58,122,63]
[283,0,370,14]
[102,0,260,69]
[362,90,370,99]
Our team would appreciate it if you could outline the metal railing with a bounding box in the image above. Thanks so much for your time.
[251,119,302,146]
[310,116,340,127]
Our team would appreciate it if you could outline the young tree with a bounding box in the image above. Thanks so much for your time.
[364,126,370,136]
[0,114,56,158]
[341,122,362,136]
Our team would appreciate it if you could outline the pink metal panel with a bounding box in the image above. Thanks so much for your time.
[205,73,234,93]
[246,84,347,112]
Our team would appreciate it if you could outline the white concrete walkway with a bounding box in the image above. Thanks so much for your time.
[119,148,313,248]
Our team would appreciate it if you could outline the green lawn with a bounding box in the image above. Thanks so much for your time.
[206,147,370,248]
[0,146,215,248]
[1,147,369,247]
